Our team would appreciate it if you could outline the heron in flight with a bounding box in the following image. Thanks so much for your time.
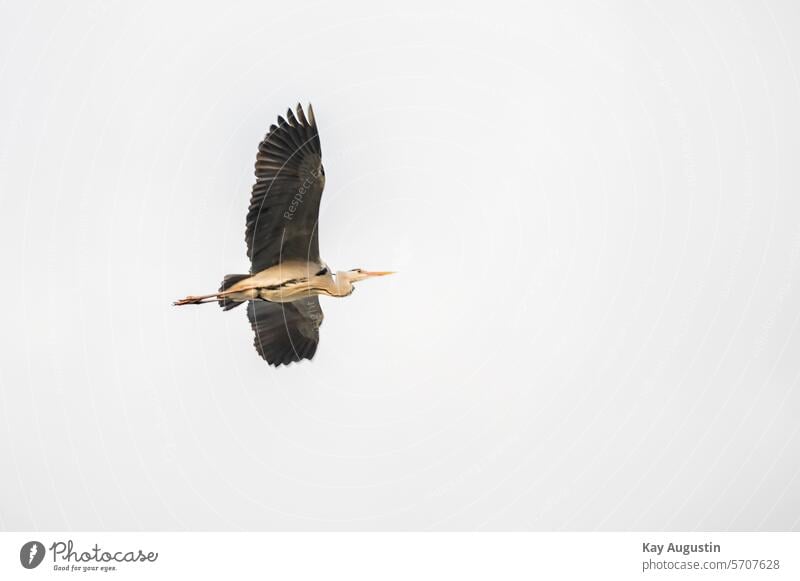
[174,103,394,366]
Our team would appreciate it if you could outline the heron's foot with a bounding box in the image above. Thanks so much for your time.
[173,295,206,306]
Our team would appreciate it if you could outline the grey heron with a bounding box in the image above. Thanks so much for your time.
[174,103,394,366]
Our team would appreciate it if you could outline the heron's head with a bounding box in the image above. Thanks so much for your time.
[343,268,395,283]
[334,269,395,294]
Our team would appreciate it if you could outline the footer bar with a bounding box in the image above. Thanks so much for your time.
[1,532,797,580]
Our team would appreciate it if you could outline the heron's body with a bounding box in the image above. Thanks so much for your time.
[174,103,393,366]
[223,262,353,303]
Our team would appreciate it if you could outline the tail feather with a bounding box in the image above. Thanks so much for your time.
[218,274,250,310]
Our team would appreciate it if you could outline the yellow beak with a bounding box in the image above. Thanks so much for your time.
[363,271,396,277]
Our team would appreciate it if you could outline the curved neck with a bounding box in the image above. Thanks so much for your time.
[311,274,353,297]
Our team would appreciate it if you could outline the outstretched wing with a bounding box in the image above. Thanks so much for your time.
[246,297,324,366]
[246,103,325,274]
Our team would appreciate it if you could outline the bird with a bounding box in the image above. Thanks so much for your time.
[174,103,394,366]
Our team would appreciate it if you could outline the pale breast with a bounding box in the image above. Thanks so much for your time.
[258,283,316,303]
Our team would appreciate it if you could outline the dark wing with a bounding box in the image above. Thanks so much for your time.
[246,103,325,274]
[247,297,324,366]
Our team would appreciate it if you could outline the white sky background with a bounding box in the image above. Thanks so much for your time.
[1,0,799,530]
